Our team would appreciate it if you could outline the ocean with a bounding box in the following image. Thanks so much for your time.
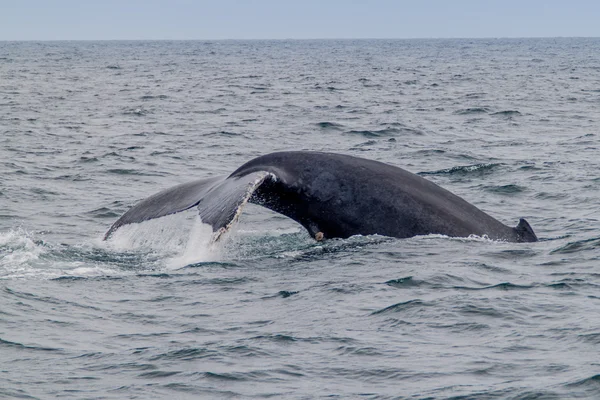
[1,38,599,399]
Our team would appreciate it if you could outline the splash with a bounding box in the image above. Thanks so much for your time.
[165,216,224,269]
[0,229,45,272]
[0,229,107,279]
[105,211,197,252]
[419,163,502,176]
[104,211,224,268]
[104,172,276,268]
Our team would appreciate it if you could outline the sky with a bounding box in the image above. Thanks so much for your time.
[1,0,599,41]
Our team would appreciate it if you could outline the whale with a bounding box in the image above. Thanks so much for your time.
[104,151,538,242]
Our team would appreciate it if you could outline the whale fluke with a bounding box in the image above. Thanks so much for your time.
[104,173,270,240]
[105,151,538,243]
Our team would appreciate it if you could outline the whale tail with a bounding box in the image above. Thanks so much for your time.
[104,152,539,243]
[514,218,537,242]
[103,172,271,240]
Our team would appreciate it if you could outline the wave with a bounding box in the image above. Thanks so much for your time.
[385,276,420,288]
[454,107,491,115]
[205,130,244,137]
[0,229,46,278]
[491,110,522,117]
[122,107,151,116]
[551,236,600,254]
[344,127,423,137]
[345,129,399,138]
[419,163,502,176]
[482,184,526,194]
[0,338,61,352]
[371,299,427,315]
[315,121,344,130]
[453,282,534,291]
[140,94,168,100]
[105,169,167,176]
[566,374,600,388]
[0,223,199,280]
[386,273,535,292]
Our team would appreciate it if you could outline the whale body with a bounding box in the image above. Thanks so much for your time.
[104,151,537,243]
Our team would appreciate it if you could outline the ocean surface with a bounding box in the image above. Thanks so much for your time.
[1,38,599,399]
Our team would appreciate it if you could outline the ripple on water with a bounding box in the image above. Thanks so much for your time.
[551,237,600,254]
[371,299,428,315]
[315,121,344,130]
[419,163,503,176]
[0,337,63,353]
[454,107,492,115]
[565,374,600,397]
[482,184,527,195]
[384,276,420,288]
[490,110,522,117]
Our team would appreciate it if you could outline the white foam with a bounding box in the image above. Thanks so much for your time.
[0,214,229,279]
[104,211,197,252]
[0,229,44,268]
[66,266,122,277]
[100,171,279,268]
[412,233,503,243]
[165,216,223,269]
[0,229,98,280]
[102,211,225,269]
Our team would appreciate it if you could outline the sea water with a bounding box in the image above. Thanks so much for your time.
[1,39,600,399]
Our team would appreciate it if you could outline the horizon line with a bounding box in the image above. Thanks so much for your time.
[1,35,599,42]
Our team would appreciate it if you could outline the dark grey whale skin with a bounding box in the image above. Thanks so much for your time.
[234,152,537,242]
[105,151,537,242]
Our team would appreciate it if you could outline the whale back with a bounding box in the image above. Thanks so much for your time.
[232,151,528,241]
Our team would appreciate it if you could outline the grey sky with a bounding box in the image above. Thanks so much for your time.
[1,0,599,40]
